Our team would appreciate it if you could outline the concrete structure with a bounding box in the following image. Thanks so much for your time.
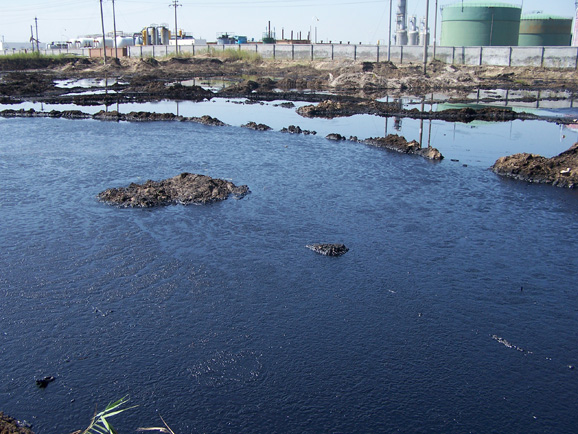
[0,41,44,51]
[519,14,572,46]
[3,41,578,70]
[440,1,522,47]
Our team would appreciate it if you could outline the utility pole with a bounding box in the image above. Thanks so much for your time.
[433,0,438,60]
[35,17,39,52]
[112,0,118,58]
[100,0,107,64]
[388,0,393,61]
[423,0,430,74]
[170,1,181,54]
[30,25,35,52]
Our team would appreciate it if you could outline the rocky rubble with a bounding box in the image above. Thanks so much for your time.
[0,412,34,434]
[280,125,317,135]
[98,173,250,207]
[241,121,272,131]
[491,143,578,188]
[364,135,444,160]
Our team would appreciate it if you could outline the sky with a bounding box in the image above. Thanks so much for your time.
[0,0,576,45]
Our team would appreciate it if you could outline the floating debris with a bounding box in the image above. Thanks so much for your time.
[491,335,532,354]
[306,243,349,256]
[35,376,55,388]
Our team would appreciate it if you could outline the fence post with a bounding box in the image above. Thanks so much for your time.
[540,46,545,68]
[152,45,155,58]
[311,44,314,61]
[331,44,334,60]
[273,44,276,60]
[479,46,483,65]
[508,46,512,67]
[400,45,403,64]
[354,44,357,61]
[376,45,379,63]
[292,44,294,60]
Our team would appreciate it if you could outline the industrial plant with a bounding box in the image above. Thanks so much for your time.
[395,0,574,48]
[1,0,578,55]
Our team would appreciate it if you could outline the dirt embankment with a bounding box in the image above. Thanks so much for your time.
[2,56,578,104]
[492,143,578,188]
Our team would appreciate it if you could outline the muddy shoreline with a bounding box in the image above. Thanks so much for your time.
[1,56,578,124]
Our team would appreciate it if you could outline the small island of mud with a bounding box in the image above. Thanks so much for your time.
[492,143,578,188]
[98,172,250,207]
[364,135,444,160]
[0,412,34,434]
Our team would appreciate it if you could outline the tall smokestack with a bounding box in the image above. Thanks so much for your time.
[396,0,408,45]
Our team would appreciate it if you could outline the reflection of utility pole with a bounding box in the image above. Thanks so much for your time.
[100,0,107,64]
[35,17,39,52]
[170,1,181,54]
[112,0,118,58]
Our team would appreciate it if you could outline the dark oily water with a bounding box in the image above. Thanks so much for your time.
[1,117,577,434]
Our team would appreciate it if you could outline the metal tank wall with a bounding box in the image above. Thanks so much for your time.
[518,15,572,46]
[440,2,522,46]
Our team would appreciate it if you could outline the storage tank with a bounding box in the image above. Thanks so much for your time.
[440,1,522,46]
[159,27,170,45]
[116,36,135,48]
[518,14,572,46]
[408,16,419,45]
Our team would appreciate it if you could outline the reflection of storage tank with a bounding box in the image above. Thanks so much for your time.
[440,1,522,46]
[518,14,572,46]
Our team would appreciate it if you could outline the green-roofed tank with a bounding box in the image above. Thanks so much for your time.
[518,14,573,46]
[440,1,522,46]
